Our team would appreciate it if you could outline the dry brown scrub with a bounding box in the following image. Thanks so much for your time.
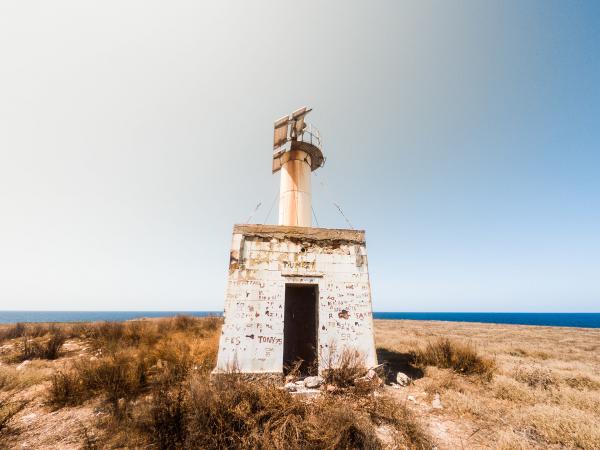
[2,317,598,449]
[0,394,27,433]
[376,319,600,449]
[0,317,432,449]
[410,337,496,380]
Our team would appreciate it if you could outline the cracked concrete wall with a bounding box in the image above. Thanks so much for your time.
[214,224,377,375]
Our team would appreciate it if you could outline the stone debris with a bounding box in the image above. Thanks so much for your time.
[396,372,411,386]
[408,395,416,403]
[304,376,324,389]
[284,382,298,392]
[432,393,443,409]
[325,384,337,393]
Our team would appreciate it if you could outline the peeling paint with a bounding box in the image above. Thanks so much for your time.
[214,224,377,375]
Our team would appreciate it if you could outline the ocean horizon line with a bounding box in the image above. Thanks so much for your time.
[1,310,598,314]
[0,311,599,328]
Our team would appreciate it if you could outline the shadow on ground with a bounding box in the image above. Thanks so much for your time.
[376,347,424,382]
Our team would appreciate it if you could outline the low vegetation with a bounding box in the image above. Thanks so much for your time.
[513,363,556,390]
[48,351,151,413]
[13,330,66,362]
[0,322,52,342]
[166,374,431,449]
[377,319,600,449]
[0,316,433,449]
[2,317,599,449]
[322,347,373,389]
[0,323,26,342]
[410,337,496,380]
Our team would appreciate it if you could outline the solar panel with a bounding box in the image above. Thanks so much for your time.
[273,107,323,173]
[273,115,289,149]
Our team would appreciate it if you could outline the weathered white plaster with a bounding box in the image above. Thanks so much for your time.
[214,224,377,376]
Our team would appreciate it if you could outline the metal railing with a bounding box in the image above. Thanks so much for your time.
[297,123,322,150]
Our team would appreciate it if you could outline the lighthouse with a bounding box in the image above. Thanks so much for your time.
[214,108,376,378]
[272,107,324,227]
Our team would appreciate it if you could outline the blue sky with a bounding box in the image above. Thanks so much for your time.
[0,1,598,311]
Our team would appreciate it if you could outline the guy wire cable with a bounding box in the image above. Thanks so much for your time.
[314,172,354,229]
[263,190,279,224]
[245,201,262,224]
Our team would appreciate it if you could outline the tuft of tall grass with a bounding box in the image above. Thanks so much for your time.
[150,386,187,449]
[514,364,556,390]
[322,348,368,389]
[411,338,495,380]
[48,370,86,408]
[48,351,152,414]
[13,329,66,362]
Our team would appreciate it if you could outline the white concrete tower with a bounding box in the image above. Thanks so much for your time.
[272,107,325,227]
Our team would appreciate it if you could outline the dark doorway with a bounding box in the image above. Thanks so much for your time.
[283,284,318,375]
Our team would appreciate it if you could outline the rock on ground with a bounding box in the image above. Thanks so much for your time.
[396,372,411,386]
[304,376,324,389]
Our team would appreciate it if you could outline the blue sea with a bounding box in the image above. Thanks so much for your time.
[0,311,599,328]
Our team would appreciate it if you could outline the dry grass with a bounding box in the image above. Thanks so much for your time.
[12,330,66,363]
[411,338,496,380]
[13,316,432,449]
[0,322,52,342]
[0,322,53,342]
[0,394,27,434]
[0,364,48,392]
[48,350,151,414]
[322,348,368,387]
[47,316,220,416]
[83,318,430,449]
[513,363,556,390]
[376,319,600,449]
[4,316,599,449]
[145,374,431,450]
[0,323,26,342]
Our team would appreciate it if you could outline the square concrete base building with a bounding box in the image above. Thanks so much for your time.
[214,108,377,377]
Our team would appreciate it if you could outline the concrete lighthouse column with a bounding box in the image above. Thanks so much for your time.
[278,150,312,227]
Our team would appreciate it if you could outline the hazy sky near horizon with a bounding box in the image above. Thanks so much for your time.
[1,1,599,312]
